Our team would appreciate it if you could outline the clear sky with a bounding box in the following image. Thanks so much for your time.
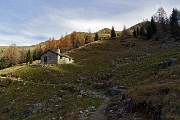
[0,0,179,46]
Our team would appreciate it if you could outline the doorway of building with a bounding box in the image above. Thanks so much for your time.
[44,56,47,64]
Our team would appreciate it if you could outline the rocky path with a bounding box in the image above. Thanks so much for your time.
[79,96,110,120]
[91,97,110,120]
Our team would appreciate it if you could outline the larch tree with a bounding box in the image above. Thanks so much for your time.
[153,7,168,37]
[121,25,129,39]
[4,43,20,66]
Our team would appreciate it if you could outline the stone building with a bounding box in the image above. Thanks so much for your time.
[41,49,74,64]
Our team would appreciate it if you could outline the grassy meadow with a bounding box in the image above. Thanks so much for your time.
[0,38,179,119]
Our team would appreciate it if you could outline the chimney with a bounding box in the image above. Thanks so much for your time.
[56,48,60,54]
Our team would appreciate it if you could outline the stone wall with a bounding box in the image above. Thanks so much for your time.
[41,51,74,64]
[58,57,74,64]
[41,51,58,64]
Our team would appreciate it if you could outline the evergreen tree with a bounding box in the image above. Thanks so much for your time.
[33,45,44,60]
[170,8,180,38]
[140,26,145,36]
[26,50,33,64]
[133,27,137,38]
[94,32,99,41]
[136,27,139,37]
[85,33,93,44]
[146,24,153,40]
[151,17,157,35]
[111,26,116,38]
[0,57,7,70]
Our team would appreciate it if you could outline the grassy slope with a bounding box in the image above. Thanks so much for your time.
[0,38,179,119]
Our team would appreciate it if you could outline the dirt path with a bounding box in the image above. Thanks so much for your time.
[91,97,110,120]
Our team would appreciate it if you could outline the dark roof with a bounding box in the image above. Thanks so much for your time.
[41,49,73,59]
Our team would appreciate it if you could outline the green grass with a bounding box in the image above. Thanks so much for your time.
[0,79,103,120]
[0,38,180,119]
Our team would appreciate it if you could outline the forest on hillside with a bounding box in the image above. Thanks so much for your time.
[0,7,180,70]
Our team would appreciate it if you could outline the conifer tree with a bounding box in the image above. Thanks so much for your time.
[94,32,99,41]
[111,26,116,38]
[151,17,157,35]
[133,27,137,38]
[0,57,7,70]
[170,8,180,38]
[140,26,145,36]
[146,24,153,40]
[26,50,33,64]
[33,45,44,60]
[136,27,139,37]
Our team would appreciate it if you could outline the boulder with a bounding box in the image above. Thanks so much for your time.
[167,58,177,66]
[109,86,128,95]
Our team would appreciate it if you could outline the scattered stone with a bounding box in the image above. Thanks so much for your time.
[55,105,59,107]
[85,109,89,113]
[109,86,128,95]
[77,76,86,82]
[109,110,113,112]
[157,58,178,70]
[2,107,12,113]
[106,94,163,120]
[100,75,108,80]
[62,86,80,93]
[48,98,61,103]
[103,81,110,88]
[10,111,17,118]
[77,94,83,98]
[23,103,45,118]
[167,58,177,66]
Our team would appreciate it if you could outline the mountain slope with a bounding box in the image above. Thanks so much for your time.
[0,38,179,119]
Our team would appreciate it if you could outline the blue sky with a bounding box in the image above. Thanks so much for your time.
[0,0,179,46]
